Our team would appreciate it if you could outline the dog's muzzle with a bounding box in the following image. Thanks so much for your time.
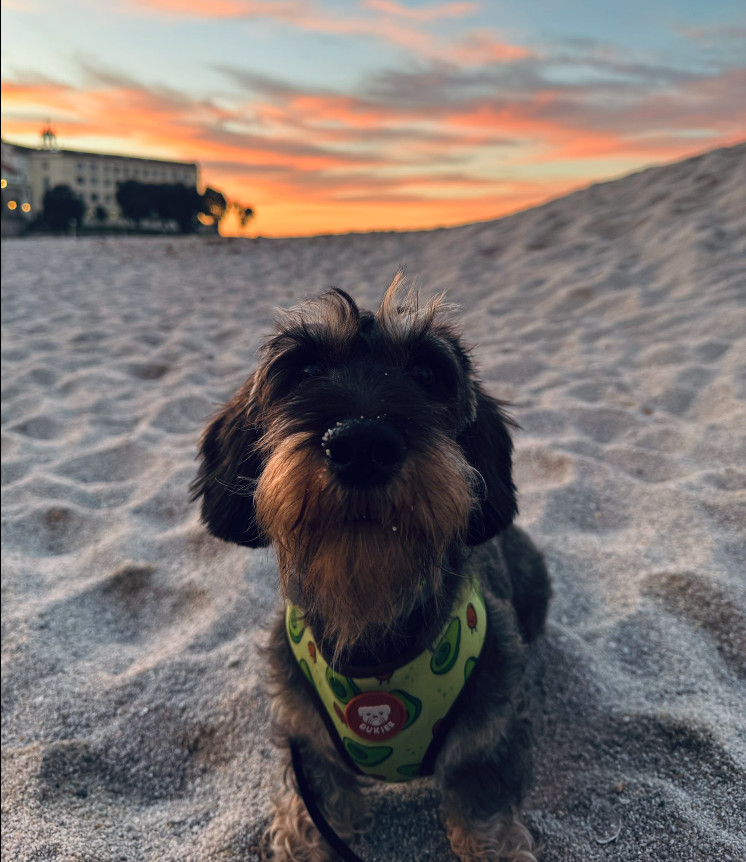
[322,418,405,486]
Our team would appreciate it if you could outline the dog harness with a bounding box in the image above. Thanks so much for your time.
[285,579,487,782]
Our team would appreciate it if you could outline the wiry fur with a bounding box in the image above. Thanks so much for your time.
[192,274,551,860]
[255,432,476,649]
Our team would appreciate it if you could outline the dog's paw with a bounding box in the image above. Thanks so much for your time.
[446,809,539,862]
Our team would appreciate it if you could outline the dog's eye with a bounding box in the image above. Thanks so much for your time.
[301,362,324,379]
[411,363,435,388]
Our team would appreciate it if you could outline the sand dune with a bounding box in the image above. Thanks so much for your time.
[2,143,745,862]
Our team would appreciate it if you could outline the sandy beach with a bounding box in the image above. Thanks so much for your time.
[2,143,745,862]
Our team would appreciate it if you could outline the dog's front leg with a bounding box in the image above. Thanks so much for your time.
[437,711,538,862]
[434,598,540,862]
[264,742,370,862]
[263,616,371,861]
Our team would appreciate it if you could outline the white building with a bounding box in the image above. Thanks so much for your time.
[1,135,199,228]
[1,141,34,231]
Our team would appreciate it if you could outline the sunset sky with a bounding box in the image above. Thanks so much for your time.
[2,0,744,236]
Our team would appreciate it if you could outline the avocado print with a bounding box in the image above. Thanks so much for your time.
[430,617,461,674]
[343,738,393,767]
[326,667,361,704]
[284,579,487,785]
[287,606,305,643]
[390,689,422,729]
[466,602,478,632]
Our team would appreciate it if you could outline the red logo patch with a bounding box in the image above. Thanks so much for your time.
[345,692,407,742]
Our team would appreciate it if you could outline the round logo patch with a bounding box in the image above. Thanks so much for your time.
[345,692,407,742]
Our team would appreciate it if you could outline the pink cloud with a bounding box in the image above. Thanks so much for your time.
[126,0,530,65]
[362,0,479,22]
[128,0,308,20]
[451,31,531,63]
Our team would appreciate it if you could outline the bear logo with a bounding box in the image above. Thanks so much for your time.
[344,692,407,742]
[358,704,391,728]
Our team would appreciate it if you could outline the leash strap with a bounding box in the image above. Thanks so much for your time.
[290,742,366,862]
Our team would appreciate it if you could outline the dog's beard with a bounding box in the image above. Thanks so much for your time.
[255,431,478,652]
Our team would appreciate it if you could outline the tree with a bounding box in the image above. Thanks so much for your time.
[116,180,155,227]
[200,187,228,227]
[113,179,254,235]
[41,185,85,232]
[232,202,255,230]
[94,205,109,223]
[153,183,201,234]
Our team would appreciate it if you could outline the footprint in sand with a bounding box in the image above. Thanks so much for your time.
[3,505,102,556]
[130,467,196,527]
[514,447,575,489]
[692,340,731,363]
[15,366,60,388]
[125,361,170,381]
[54,441,152,484]
[629,424,689,454]
[612,712,743,789]
[36,563,213,656]
[70,329,109,347]
[540,477,632,533]
[642,571,746,677]
[602,447,684,483]
[8,414,66,441]
[1,460,30,486]
[148,395,215,434]
[36,715,193,800]
[701,468,745,491]
[520,409,570,437]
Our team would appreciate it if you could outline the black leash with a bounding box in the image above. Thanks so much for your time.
[290,742,366,862]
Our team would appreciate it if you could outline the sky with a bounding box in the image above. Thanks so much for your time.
[1,0,744,237]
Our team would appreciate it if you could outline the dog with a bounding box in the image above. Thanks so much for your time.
[191,273,551,861]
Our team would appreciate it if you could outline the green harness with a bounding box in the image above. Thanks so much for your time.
[285,579,487,782]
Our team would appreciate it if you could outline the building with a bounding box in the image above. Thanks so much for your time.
[1,133,199,229]
[1,140,34,233]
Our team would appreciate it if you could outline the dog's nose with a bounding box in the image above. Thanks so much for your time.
[322,418,405,485]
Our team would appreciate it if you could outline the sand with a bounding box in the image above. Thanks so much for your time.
[2,143,745,862]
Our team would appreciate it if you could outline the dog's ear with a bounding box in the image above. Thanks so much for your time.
[458,385,518,545]
[190,376,269,547]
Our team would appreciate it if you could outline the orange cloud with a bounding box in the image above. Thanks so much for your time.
[2,74,565,235]
[3,43,743,238]
[128,0,308,20]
